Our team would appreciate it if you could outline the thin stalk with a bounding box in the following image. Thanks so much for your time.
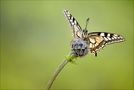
[46,60,69,90]
[46,55,76,90]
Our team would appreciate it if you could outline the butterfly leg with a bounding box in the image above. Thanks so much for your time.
[91,49,97,57]
[95,51,97,57]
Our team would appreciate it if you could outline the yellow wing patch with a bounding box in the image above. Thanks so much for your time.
[89,36,105,53]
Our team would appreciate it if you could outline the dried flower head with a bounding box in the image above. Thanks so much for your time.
[71,38,89,57]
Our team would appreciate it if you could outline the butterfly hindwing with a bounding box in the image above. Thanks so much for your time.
[88,32,124,55]
[96,32,124,44]
[64,10,83,38]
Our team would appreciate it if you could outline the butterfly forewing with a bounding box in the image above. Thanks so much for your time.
[88,32,124,53]
[64,10,83,38]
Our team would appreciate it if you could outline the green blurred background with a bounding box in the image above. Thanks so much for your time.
[0,0,134,90]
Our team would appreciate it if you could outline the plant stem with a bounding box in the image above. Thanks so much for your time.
[45,60,68,90]
[45,55,76,90]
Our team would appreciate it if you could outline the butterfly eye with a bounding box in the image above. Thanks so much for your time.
[83,30,88,34]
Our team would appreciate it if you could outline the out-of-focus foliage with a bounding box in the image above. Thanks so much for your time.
[0,0,134,90]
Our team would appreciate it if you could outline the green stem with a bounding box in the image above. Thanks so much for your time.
[46,55,76,90]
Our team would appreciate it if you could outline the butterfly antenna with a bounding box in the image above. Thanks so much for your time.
[85,18,90,30]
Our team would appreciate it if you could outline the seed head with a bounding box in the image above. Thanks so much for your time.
[71,38,89,57]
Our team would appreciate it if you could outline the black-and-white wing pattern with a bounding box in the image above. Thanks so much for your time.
[63,9,125,56]
[87,32,124,56]
[64,10,83,38]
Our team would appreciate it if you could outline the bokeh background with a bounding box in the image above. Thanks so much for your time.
[0,0,134,90]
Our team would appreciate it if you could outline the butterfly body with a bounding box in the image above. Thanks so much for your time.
[64,10,124,57]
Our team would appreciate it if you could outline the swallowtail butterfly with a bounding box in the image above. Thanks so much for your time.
[64,10,124,57]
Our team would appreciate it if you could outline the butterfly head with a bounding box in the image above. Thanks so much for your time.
[71,38,89,57]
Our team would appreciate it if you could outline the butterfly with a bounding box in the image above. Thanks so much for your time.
[63,10,125,57]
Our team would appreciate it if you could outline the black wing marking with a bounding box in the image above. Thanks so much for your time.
[64,10,83,38]
[90,32,125,44]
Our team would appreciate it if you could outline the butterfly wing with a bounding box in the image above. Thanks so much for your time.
[88,32,124,56]
[64,10,83,38]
